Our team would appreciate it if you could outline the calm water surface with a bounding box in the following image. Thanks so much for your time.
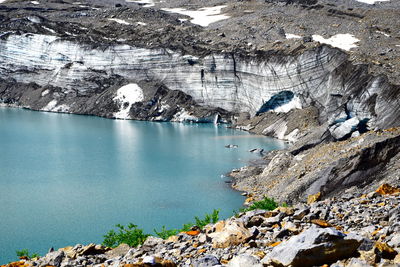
[0,107,285,263]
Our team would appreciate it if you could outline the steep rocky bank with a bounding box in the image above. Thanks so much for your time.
[1,0,400,265]
[3,184,400,266]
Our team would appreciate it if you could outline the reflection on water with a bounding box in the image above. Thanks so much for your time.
[0,107,285,263]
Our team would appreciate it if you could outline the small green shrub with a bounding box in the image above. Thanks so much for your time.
[102,223,149,248]
[154,226,178,240]
[194,209,220,229]
[180,222,194,232]
[241,197,278,212]
[16,249,39,259]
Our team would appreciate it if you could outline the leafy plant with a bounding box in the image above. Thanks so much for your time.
[241,197,278,212]
[194,209,220,229]
[102,223,149,248]
[154,226,178,240]
[180,222,194,232]
[16,249,39,259]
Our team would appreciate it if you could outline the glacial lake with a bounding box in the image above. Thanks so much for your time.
[0,107,285,263]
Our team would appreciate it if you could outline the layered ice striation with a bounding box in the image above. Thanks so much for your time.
[0,33,399,130]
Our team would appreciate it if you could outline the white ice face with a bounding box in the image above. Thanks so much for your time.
[312,34,360,51]
[355,0,390,4]
[162,6,230,27]
[273,96,302,113]
[108,18,131,25]
[113,83,144,119]
[126,0,154,7]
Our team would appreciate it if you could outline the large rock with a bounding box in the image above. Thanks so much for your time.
[208,220,252,248]
[193,255,220,267]
[263,225,361,266]
[227,254,262,267]
[41,250,65,267]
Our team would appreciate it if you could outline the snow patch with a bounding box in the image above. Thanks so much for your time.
[0,0,7,3]
[312,34,360,51]
[158,103,170,113]
[41,89,50,97]
[285,33,302,39]
[53,104,70,113]
[108,18,130,25]
[137,22,147,26]
[273,95,302,113]
[43,100,58,111]
[376,31,390,37]
[42,26,56,34]
[113,83,144,119]
[162,5,229,27]
[31,1,39,4]
[284,128,300,143]
[355,0,390,4]
[126,0,154,7]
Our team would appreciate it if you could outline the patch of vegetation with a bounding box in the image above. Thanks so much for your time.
[104,209,221,245]
[102,223,149,248]
[241,197,278,212]
[153,209,220,240]
[16,249,39,259]
[180,222,195,232]
[154,226,179,240]
[194,209,220,229]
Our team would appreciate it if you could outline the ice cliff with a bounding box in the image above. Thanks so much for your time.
[0,33,399,132]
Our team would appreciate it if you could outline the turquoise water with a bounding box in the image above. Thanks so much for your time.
[0,107,285,263]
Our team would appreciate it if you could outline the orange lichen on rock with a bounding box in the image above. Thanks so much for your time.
[269,241,282,247]
[375,242,398,259]
[185,230,200,236]
[1,261,30,267]
[311,219,332,228]
[307,192,322,204]
[376,184,400,195]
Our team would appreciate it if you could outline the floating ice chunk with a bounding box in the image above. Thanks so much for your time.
[108,18,130,25]
[355,0,390,4]
[137,22,147,26]
[113,83,144,119]
[273,95,302,113]
[162,5,229,27]
[31,1,39,4]
[285,33,302,39]
[43,100,58,111]
[126,0,154,7]
[312,33,360,51]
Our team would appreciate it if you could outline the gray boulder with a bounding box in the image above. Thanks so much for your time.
[263,225,361,266]
[227,254,262,267]
[193,254,220,267]
[41,250,65,267]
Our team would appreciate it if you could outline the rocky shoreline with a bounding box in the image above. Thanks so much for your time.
[3,184,399,266]
[1,0,400,265]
